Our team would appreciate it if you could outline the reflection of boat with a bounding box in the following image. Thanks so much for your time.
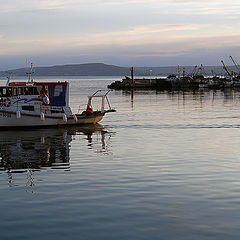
[0,124,111,172]
[0,65,115,127]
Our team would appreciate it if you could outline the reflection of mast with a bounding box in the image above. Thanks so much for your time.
[131,89,134,109]
[7,171,13,187]
[26,169,35,194]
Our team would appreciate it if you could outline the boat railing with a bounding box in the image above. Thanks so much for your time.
[87,90,114,112]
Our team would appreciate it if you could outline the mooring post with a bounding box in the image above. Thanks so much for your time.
[131,67,135,86]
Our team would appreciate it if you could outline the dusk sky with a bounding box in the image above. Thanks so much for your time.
[0,0,240,70]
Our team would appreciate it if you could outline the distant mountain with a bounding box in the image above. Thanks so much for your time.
[0,63,130,77]
[0,62,237,77]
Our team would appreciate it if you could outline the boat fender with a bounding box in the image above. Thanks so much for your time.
[40,112,45,121]
[63,114,67,122]
[73,114,78,122]
[4,98,11,107]
[16,110,21,119]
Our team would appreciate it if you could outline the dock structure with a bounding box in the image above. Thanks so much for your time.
[108,76,172,90]
[108,75,240,91]
[108,66,172,90]
[108,66,240,91]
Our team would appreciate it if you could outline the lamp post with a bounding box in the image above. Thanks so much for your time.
[150,69,152,85]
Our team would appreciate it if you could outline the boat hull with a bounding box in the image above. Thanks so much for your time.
[0,110,104,128]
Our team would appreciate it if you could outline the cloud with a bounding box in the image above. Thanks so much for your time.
[1,21,239,54]
[152,1,240,17]
[2,0,238,12]
[0,0,83,12]
[72,23,200,46]
[0,0,240,68]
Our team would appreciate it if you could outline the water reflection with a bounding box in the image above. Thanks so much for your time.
[121,88,240,107]
[0,124,111,173]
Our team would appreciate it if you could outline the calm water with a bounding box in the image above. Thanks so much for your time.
[1,77,240,239]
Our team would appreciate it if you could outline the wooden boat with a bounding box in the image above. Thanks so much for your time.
[0,73,115,128]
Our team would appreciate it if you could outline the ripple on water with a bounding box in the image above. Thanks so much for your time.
[1,81,240,239]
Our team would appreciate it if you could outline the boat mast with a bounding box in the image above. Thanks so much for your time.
[5,71,12,86]
[177,65,181,80]
[26,60,34,82]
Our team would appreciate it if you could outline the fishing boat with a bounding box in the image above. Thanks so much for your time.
[0,66,115,128]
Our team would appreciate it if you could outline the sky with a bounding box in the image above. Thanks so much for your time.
[0,0,240,70]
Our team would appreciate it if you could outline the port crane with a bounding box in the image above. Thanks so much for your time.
[229,56,240,76]
[211,69,215,76]
[195,64,205,77]
[221,60,233,78]
[191,65,198,77]
[177,65,181,80]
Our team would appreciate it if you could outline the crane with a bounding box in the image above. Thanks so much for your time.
[191,65,198,77]
[221,60,232,78]
[229,56,240,74]
[177,65,181,80]
[195,64,205,77]
[211,69,215,76]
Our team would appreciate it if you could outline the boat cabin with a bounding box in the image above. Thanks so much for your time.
[1,81,70,107]
[35,82,69,107]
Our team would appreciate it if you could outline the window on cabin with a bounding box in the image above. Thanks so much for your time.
[28,87,38,95]
[2,88,7,96]
[13,88,17,96]
[28,87,33,95]
[24,87,29,95]
[13,88,16,96]
[18,87,22,95]
[7,88,12,97]
[0,87,11,97]
[33,87,39,95]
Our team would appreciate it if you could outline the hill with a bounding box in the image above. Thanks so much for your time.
[0,62,237,77]
[0,63,130,77]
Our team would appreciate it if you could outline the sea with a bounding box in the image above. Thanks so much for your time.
[1,76,240,240]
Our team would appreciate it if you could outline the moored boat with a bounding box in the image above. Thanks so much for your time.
[0,71,115,128]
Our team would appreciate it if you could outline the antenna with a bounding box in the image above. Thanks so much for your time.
[5,71,12,86]
[26,59,28,74]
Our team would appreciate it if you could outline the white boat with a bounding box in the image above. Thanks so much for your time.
[0,73,115,128]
